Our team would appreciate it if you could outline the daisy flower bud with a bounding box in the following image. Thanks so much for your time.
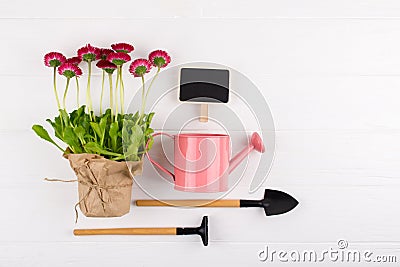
[129,59,152,77]
[107,52,131,66]
[96,60,117,74]
[44,52,66,67]
[148,50,171,68]
[99,48,114,60]
[58,63,83,78]
[65,56,82,66]
[111,43,134,54]
[77,44,101,62]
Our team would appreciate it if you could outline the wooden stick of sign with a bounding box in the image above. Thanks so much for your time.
[199,104,208,122]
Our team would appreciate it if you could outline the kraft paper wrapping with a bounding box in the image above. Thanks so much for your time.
[64,153,143,218]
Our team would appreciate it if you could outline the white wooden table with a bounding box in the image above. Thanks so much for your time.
[1,1,400,266]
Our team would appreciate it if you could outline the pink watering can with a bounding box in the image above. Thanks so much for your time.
[146,132,265,193]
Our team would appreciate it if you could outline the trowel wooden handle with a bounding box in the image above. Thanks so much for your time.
[74,227,177,236]
[135,199,240,207]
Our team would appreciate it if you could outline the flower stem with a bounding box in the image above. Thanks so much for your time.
[140,75,146,117]
[75,76,80,108]
[119,66,125,114]
[100,70,105,114]
[86,61,93,120]
[143,66,160,113]
[62,78,71,111]
[114,67,120,121]
[108,73,114,119]
[53,67,61,110]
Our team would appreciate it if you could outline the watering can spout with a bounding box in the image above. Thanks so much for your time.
[228,132,265,174]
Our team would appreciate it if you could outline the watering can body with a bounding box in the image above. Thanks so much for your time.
[146,132,264,193]
[174,133,230,192]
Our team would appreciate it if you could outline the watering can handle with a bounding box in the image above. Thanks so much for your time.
[146,132,175,180]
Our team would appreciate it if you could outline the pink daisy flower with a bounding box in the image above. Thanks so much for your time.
[148,50,171,68]
[65,56,82,65]
[44,52,66,67]
[99,48,114,60]
[129,59,152,77]
[96,60,117,74]
[77,44,101,62]
[107,52,131,66]
[111,43,134,54]
[58,63,83,78]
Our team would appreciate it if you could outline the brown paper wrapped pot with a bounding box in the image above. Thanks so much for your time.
[65,153,143,218]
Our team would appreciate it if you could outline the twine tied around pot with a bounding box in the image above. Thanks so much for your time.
[44,177,132,223]
[45,153,143,223]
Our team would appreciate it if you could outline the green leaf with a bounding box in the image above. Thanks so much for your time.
[104,108,112,117]
[34,107,154,161]
[146,136,154,151]
[81,120,91,135]
[99,114,109,146]
[121,124,129,144]
[124,143,139,161]
[73,126,86,145]
[59,109,70,126]
[146,112,155,125]
[145,127,154,135]
[84,142,122,157]
[70,105,86,126]
[90,122,101,139]
[63,126,83,153]
[131,125,143,146]
[46,118,63,140]
[32,125,64,152]
[126,143,138,155]
[109,121,119,152]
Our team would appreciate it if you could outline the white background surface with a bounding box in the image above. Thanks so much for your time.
[1,1,400,266]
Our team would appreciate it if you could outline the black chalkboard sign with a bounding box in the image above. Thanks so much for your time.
[179,68,230,103]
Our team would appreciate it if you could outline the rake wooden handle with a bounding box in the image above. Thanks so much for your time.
[135,199,240,207]
[73,227,177,236]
